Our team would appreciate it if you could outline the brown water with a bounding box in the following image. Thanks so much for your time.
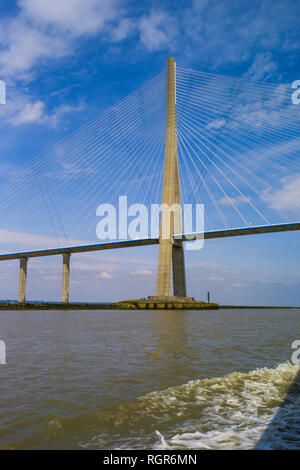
[0,308,299,449]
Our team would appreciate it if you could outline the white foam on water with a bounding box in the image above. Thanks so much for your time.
[83,361,300,449]
[153,362,300,450]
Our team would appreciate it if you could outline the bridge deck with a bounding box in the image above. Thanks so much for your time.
[176,222,300,241]
[0,222,299,261]
[0,238,159,261]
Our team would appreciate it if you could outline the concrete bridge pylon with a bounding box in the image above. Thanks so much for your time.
[156,58,187,298]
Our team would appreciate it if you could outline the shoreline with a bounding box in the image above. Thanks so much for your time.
[0,302,299,310]
[220,305,300,309]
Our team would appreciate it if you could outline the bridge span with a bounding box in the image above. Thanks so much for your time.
[0,222,299,304]
[1,58,300,305]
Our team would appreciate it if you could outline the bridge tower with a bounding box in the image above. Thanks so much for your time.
[156,57,187,298]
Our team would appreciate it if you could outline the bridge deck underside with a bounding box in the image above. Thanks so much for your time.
[0,222,299,261]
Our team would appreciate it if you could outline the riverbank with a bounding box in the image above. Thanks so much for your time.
[0,299,219,310]
[220,305,300,309]
[0,302,299,310]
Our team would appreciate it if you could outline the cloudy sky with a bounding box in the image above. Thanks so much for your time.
[0,0,300,305]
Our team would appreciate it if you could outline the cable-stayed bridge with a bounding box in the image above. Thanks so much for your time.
[1,58,300,303]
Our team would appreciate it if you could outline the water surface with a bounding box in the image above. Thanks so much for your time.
[0,308,299,449]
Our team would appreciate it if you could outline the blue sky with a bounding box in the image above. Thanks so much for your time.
[0,0,300,305]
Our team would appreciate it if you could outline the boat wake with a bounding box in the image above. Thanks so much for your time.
[83,361,300,449]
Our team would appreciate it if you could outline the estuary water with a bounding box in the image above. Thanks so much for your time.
[0,308,299,450]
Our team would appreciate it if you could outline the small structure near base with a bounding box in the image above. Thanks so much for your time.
[114,296,219,310]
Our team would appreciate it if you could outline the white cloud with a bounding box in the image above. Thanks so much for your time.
[72,261,116,272]
[138,11,178,52]
[46,103,86,128]
[43,274,61,281]
[20,0,118,35]
[0,0,298,82]
[219,195,251,206]
[111,18,135,42]
[0,229,84,249]
[233,136,300,168]
[182,0,299,70]
[130,269,152,276]
[10,99,45,125]
[0,18,69,78]
[206,119,226,130]
[213,82,295,136]
[245,52,278,81]
[0,0,119,78]
[0,229,59,247]
[0,91,85,126]
[99,271,113,279]
[261,174,300,213]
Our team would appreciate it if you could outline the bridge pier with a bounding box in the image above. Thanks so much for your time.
[156,57,187,298]
[18,257,28,303]
[172,243,186,296]
[172,156,187,297]
[62,253,71,304]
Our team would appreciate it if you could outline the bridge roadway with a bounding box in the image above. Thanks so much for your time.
[0,222,299,261]
[0,221,299,303]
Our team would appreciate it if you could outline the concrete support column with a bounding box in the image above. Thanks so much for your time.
[18,257,28,303]
[156,58,177,297]
[156,57,186,298]
[172,244,186,296]
[172,153,186,297]
[62,253,71,304]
